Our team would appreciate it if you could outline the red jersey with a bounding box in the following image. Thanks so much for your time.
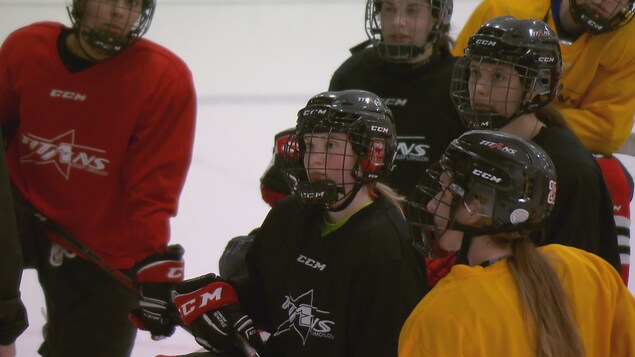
[0,22,196,268]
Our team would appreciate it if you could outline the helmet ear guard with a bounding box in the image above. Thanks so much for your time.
[360,138,387,176]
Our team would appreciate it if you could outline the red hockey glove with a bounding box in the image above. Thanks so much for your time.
[129,244,185,340]
[171,274,269,357]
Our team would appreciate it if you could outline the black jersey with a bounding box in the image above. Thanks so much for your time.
[533,126,620,271]
[329,47,465,197]
[244,196,427,357]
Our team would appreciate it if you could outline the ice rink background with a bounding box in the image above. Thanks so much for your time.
[0,0,633,355]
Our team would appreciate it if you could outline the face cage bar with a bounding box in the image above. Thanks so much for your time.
[569,0,635,34]
[451,56,544,130]
[364,0,447,62]
[69,0,154,55]
[283,129,364,209]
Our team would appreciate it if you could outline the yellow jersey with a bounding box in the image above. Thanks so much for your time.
[398,245,635,356]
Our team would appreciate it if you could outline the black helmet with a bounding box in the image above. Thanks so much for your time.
[408,130,556,258]
[365,0,453,63]
[450,16,562,129]
[569,0,635,34]
[282,90,396,210]
[68,0,155,55]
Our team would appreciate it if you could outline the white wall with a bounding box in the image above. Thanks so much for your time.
[0,1,631,356]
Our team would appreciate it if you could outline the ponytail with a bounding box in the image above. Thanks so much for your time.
[508,239,584,357]
[373,182,406,219]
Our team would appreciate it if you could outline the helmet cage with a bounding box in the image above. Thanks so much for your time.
[365,0,453,63]
[408,130,556,257]
[282,91,396,209]
[69,0,155,55]
[569,0,635,34]
[450,17,562,130]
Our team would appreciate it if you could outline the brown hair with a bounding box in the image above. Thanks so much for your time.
[489,233,585,357]
[373,182,406,218]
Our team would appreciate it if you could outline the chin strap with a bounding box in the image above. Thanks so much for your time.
[326,182,363,213]
[455,231,473,265]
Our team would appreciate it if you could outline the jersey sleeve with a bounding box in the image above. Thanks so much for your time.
[399,305,462,357]
[582,250,635,356]
[610,272,635,356]
[557,46,635,154]
[124,60,196,261]
[451,0,499,57]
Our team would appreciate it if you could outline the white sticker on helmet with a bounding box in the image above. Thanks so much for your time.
[510,208,529,224]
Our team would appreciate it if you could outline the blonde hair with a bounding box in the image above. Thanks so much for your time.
[489,233,585,357]
[373,182,406,219]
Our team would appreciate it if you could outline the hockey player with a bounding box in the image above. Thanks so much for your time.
[0,0,195,355]
[0,125,25,357]
[452,0,635,283]
[329,0,465,199]
[448,17,621,276]
[400,130,635,357]
[161,90,427,357]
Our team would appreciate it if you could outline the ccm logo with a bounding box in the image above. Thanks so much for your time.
[303,109,328,116]
[371,125,389,134]
[475,39,497,46]
[297,255,326,271]
[472,169,502,183]
[50,89,87,102]
[538,57,555,63]
[302,191,325,199]
[178,287,223,317]
[167,267,184,279]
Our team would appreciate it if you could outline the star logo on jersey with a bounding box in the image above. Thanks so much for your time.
[273,289,335,345]
[19,130,110,180]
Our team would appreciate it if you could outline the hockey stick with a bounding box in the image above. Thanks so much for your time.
[30,207,264,357]
[30,209,140,295]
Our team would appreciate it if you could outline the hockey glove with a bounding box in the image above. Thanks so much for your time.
[171,273,269,357]
[129,244,185,340]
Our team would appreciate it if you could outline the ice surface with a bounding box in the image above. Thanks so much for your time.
[0,1,632,355]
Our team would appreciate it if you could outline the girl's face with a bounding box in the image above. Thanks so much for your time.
[468,60,525,118]
[303,132,358,193]
[82,0,143,39]
[379,0,434,50]
[574,0,630,20]
[425,172,476,251]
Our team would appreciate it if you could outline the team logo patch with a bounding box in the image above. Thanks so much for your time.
[395,136,430,162]
[19,130,110,179]
[274,290,335,345]
[479,140,518,155]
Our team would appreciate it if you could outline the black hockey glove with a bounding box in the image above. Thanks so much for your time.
[171,273,269,357]
[129,244,185,340]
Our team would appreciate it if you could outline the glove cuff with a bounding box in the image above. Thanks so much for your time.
[136,244,185,283]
